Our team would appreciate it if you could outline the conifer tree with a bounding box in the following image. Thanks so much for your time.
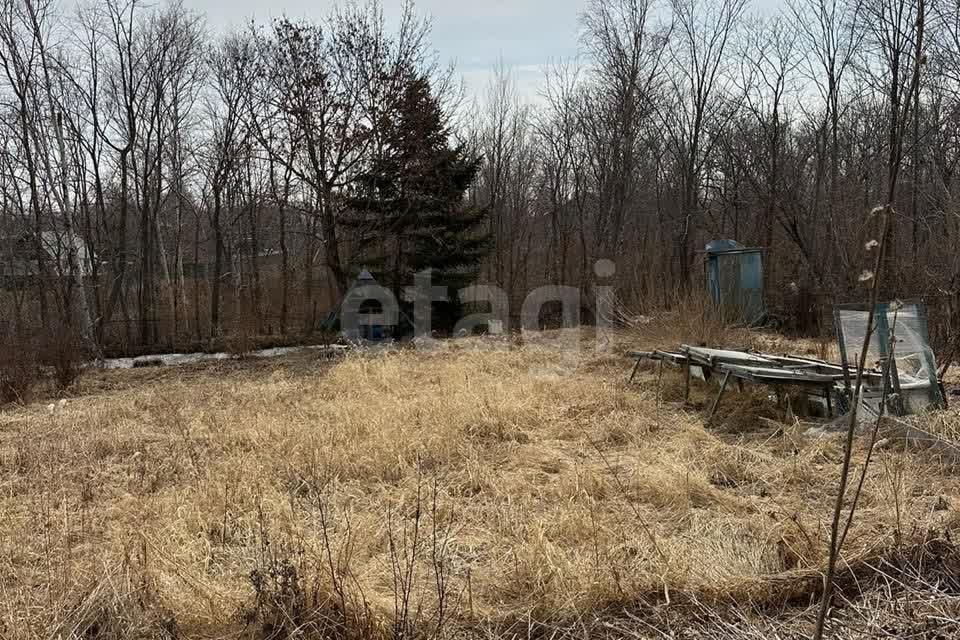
[345,73,489,333]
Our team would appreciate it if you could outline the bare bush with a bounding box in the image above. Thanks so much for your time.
[622,292,754,350]
[0,334,40,404]
[224,317,257,358]
[38,326,85,391]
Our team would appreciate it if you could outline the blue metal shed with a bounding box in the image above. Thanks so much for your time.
[704,240,765,326]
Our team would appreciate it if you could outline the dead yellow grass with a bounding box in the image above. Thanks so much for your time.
[0,336,958,638]
[621,292,837,360]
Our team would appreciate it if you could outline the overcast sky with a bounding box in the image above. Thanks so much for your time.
[186,0,587,103]
[188,0,788,104]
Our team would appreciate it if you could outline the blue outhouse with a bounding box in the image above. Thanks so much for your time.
[704,240,765,326]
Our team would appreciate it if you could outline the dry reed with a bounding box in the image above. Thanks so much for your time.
[0,335,957,638]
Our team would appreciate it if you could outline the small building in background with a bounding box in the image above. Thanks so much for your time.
[0,230,94,286]
[703,240,765,326]
[325,269,395,343]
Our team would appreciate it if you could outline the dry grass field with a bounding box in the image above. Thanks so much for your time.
[2,327,960,639]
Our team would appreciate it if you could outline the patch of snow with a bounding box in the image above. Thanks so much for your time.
[101,343,350,370]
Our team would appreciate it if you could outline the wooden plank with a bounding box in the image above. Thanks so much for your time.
[683,345,779,367]
[709,371,732,419]
[717,364,842,384]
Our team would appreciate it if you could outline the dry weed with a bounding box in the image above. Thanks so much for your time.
[0,337,957,637]
[621,293,756,352]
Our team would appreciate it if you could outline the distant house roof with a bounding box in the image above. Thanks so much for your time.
[0,231,94,279]
[40,231,94,277]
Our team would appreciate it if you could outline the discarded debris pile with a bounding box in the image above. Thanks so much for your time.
[627,302,948,422]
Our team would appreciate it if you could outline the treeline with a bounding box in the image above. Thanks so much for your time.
[480,0,960,336]
[0,0,958,354]
[0,0,485,352]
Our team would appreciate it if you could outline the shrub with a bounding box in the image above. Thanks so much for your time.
[224,318,257,358]
[38,326,85,391]
[248,559,307,637]
[0,336,40,404]
[0,324,87,404]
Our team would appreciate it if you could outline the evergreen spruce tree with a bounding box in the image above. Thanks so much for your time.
[344,73,488,334]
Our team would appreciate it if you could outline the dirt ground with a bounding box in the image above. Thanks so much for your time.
[1,331,959,639]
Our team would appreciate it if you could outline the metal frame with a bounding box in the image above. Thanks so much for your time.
[833,301,944,415]
[627,345,841,418]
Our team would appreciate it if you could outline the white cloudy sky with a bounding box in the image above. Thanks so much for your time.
[190,0,785,104]
[188,0,587,102]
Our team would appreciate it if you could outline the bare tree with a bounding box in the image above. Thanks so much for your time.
[790,0,864,277]
[477,61,538,305]
[95,0,150,345]
[735,16,811,281]
[0,0,53,330]
[201,32,254,338]
[860,0,929,291]
[661,0,747,289]
[537,60,583,287]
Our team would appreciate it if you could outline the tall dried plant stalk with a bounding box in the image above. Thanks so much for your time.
[813,206,891,640]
